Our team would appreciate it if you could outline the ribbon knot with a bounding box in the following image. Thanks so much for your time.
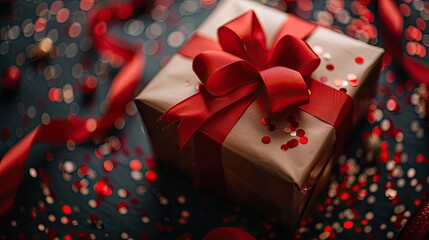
[160,11,320,148]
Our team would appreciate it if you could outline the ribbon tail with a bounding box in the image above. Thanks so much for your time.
[378,0,429,85]
[160,83,259,149]
[99,52,145,130]
[402,56,429,85]
[159,93,212,149]
[0,127,41,216]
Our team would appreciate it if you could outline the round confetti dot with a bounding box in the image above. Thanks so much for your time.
[296,129,305,137]
[56,8,69,23]
[261,117,271,125]
[68,23,82,38]
[347,73,359,87]
[299,136,308,144]
[117,188,129,198]
[145,170,157,181]
[386,98,398,112]
[261,136,271,144]
[103,160,114,172]
[141,216,150,224]
[93,180,112,197]
[130,171,143,181]
[326,64,334,70]
[416,154,425,163]
[64,161,76,173]
[116,202,128,215]
[85,118,97,133]
[333,78,343,87]
[344,220,353,229]
[80,0,95,11]
[320,76,328,83]
[287,139,299,148]
[129,159,142,171]
[385,188,397,200]
[355,56,364,64]
[34,17,47,32]
[62,205,72,215]
[281,144,288,151]
[29,168,37,178]
[167,31,185,48]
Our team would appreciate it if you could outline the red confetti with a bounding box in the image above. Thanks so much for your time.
[129,159,142,171]
[296,129,305,137]
[94,180,112,197]
[62,205,72,215]
[299,136,308,144]
[287,139,299,148]
[355,56,364,64]
[261,136,271,144]
[281,144,288,151]
[261,117,271,125]
[145,170,157,181]
[344,220,354,229]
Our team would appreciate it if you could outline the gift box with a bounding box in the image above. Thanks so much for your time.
[135,0,383,229]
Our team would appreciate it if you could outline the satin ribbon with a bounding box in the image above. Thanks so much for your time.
[378,1,429,239]
[378,0,429,85]
[160,11,320,148]
[0,0,146,216]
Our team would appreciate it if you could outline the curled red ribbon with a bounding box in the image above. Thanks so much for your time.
[378,0,429,85]
[160,11,320,148]
[0,0,146,216]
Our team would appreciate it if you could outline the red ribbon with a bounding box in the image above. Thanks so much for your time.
[379,1,429,239]
[0,0,146,216]
[160,11,320,148]
[378,0,429,85]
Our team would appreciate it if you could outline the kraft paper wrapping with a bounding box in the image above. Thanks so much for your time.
[135,0,384,229]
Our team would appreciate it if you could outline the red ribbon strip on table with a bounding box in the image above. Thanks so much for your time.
[0,0,146,216]
[378,0,429,85]
[161,11,353,149]
[378,1,429,239]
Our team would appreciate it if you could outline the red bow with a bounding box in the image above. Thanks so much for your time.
[160,11,320,148]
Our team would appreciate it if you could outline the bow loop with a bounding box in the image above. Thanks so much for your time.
[218,11,267,69]
[260,66,310,114]
[193,51,260,97]
[268,35,320,76]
